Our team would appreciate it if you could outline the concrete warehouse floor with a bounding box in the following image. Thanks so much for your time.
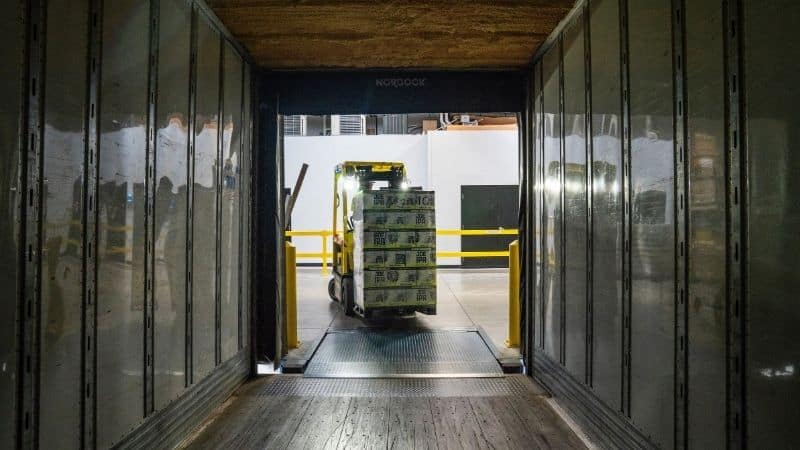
[293,267,521,362]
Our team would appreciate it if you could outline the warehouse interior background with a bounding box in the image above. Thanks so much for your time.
[281,114,522,365]
[283,115,519,266]
[2,0,799,448]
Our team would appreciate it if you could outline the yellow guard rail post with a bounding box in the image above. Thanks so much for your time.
[506,240,520,348]
[285,241,298,349]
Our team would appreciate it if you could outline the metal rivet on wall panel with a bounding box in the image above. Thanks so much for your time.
[186,4,199,387]
[20,0,47,447]
[538,62,546,350]
[238,61,246,351]
[672,0,690,446]
[215,35,225,367]
[558,35,567,367]
[142,0,160,416]
[82,0,103,446]
[583,0,594,387]
[724,0,745,447]
[619,0,633,417]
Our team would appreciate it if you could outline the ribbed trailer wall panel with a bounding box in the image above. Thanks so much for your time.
[95,1,149,443]
[742,1,800,447]
[587,0,623,414]
[524,0,800,448]
[685,0,726,446]
[0,2,25,448]
[192,10,220,385]
[2,0,255,447]
[39,1,88,447]
[221,43,243,361]
[541,41,562,363]
[154,0,192,412]
[561,12,588,384]
[627,2,675,446]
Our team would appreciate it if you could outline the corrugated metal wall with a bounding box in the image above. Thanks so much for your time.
[2,0,254,448]
[523,0,800,448]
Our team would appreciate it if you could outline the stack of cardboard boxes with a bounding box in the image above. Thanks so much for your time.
[353,190,437,315]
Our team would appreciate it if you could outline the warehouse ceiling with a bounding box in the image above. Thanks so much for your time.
[206,0,576,69]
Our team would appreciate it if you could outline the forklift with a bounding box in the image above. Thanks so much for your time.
[328,161,407,316]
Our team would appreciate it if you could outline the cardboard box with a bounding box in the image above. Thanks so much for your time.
[361,248,437,268]
[359,287,437,308]
[361,230,436,249]
[361,268,436,288]
[422,119,438,134]
[360,210,436,229]
[355,190,435,211]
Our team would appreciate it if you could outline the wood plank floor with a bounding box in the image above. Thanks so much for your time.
[185,375,586,450]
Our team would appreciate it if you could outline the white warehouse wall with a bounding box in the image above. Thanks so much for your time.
[283,130,518,265]
[427,130,519,265]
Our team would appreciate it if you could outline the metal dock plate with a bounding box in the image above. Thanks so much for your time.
[304,329,503,378]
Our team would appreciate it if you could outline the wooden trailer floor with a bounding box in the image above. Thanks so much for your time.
[183,375,586,449]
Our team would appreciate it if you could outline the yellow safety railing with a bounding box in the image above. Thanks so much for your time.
[285,228,518,275]
[283,229,522,349]
[285,229,333,275]
[435,229,518,236]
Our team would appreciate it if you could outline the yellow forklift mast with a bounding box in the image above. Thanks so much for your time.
[328,161,407,315]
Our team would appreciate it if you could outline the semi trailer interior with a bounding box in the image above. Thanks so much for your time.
[2,0,799,448]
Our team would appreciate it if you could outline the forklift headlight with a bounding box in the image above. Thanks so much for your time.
[342,176,357,195]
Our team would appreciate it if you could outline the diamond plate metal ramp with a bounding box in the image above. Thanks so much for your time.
[304,329,503,378]
[263,375,539,397]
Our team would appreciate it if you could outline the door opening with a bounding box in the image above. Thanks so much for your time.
[461,185,519,269]
[274,111,523,375]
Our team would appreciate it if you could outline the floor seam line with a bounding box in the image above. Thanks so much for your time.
[443,275,478,327]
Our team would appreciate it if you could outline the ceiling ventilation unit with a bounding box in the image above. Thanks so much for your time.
[283,115,306,136]
[332,115,365,135]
